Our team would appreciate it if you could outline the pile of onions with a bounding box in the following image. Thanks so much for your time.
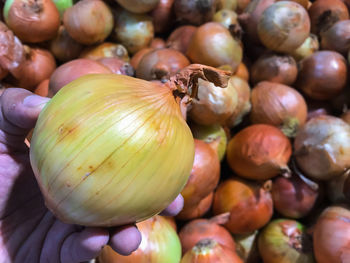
[226,124,292,180]
[29,65,231,226]
[294,115,350,181]
[98,215,181,263]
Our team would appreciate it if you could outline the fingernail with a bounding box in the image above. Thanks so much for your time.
[23,95,50,109]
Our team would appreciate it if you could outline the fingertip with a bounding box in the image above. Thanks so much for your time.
[160,194,184,217]
[109,225,142,256]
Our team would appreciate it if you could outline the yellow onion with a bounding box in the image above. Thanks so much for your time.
[29,65,231,227]
[98,215,181,263]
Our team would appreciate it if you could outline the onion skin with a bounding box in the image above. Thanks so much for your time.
[174,0,217,26]
[150,0,175,34]
[116,0,160,14]
[98,215,181,263]
[166,25,197,55]
[3,0,60,43]
[226,124,292,180]
[63,0,114,45]
[213,178,273,234]
[30,74,195,227]
[294,115,350,180]
[290,34,319,61]
[257,1,311,53]
[320,20,350,55]
[176,192,213,220]
[313,205,350,263]
[48,58,112,96]
[250,81,307,137]
[180,239,243,263]
[80,42,129,62]
[295,51,347,100]
[186,22,242,70]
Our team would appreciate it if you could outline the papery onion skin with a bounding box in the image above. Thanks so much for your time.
[116,0,160,14]
[226,124,292,180]
[313,205,350,263]
[30,74,195,227]
[98,215,181,263]
[79,42,129,62]
[294,115,350,180]
[166,25,197,55]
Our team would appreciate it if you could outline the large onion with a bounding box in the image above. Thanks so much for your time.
[30,65,231,227]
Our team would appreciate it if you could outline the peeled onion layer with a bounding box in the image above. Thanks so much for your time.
[29,74,195,227]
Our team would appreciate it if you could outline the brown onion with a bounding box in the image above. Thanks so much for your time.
[179,214,236,254]
[115,0,160,14]
[213,178,274,234]
[186,22,242,70]
[226,124,292,180]
[320,20,350,55]
[112,9,154,54]
[176,192,214,220]
[4,0,60,43]
[166,25,197,54]
[180,239,243,263]
[63,0,114,45]
[289,34,319,61]
[313,205,350,263]
[80,42,129,62]
[250,53,298,86]
[257,1,311,53]
[33,79,49,97]
[294,115,350,180]
[250,81,307,137]
[308,0,349,35]
[97,58,134,76]
[136,48,190,81]
[130,48,154,69]
[174,0,217,26]
[48,58,111,96]
[295,51,347,100]
[149,38,166,49]
[150,0,175,33]
[49,26,83,62]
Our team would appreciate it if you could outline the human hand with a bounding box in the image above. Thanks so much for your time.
[0,88,184,263]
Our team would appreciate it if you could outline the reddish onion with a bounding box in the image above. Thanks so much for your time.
[136,48,190,81]
[250,81,307,137]
[294,115,350,180]
[97,58,134,76]
[250,53,298,86]
[178,213,236,254]
[213,177,274,234]
[176,192,214,221]
[226,124,292,180]
[320,20,350,55]
[295,51,347,100]
[150,0,175,34]
[80,42,129,62]
[130,48,154,69]
[313,205,350,263]
[33,79,49,97]
[166,25,197,55]
[3,0,60,43]
[174,0,217,26]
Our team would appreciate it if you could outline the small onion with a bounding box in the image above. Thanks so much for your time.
[313,205,350,263]
[115,0,160,14]
[213,178,273,234]
[250,53,298,86]
[257,1,311,53]
[3,0,60,43]
[166,25,197,55]
[180,239,243,263]
[150,0,175,34]
[295,51,347,100]
[250,81,307,137]
[98,215,181,263]
[80,42,129,62]
[176,192,213,221]
[226,124,292,180]
[63,0,114,45]
[258,219,315,263]
[294,115,350,180]
[289,34,319,61]
[174,0,217,26]
[320,20,350,55]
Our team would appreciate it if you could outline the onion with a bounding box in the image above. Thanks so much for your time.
[166,25,197,55]
[179,214,236,254]
[234,62,249,81]
[3,0,60,43]
[150,0,175,34]
[226,124,292,180]
[149,38,166,49]
[33,79,49,97]
[80,42,129,62]
[313,205,350,263]
[258,219,314,263]
[112,9,154,54]
[48,58,112,96]
[257,1,311,53]
[308,0,349,35]
[136,48,190,81]
[289,34,319,61]
[176,192,214,220]
[320,20,350,55]
[49,25,83,62]
[115,0,160,14]
[250,53,298,86]
[213,177,274,234]
[186,22,242,70]
[295,51,347,100]
[294,115,350,180]
[250,81,307,137]
[63,0,114,45]
[180,239,243,263]
[213,9,240,31]
[97,58,135,76]
[30,65,231,226]
[174,0,217,26]
[130,48,154,69]
[98,215,181,263]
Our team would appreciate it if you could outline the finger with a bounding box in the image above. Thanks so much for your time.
[60,227,109,263]
[159,194,184,216]
[109,224,142,256]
